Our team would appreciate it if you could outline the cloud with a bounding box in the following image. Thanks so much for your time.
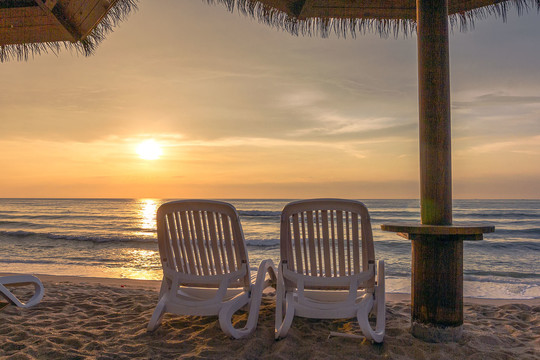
[291,114,402,136]
[468,136,540,154]
[278,90,326,108]
[453,93,540,109]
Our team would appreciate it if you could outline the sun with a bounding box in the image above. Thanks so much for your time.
[136,140,163,160]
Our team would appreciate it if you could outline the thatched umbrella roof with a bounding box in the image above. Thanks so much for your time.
[1,0,537,61]
[0,0,136,61]
[212,0,539,37]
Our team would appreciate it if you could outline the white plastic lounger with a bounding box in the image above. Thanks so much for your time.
[148,200,277,339]
[275,199,385,343]
[0,275,44,308]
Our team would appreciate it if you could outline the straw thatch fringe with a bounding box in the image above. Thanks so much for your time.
[210,0,540,38]
[1,0,537,62]
[0,0,137,62]
[211,0,416,38]
[450,0,540,33]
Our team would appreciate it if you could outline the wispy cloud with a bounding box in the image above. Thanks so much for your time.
[291,114,401,136]
[468,135,540,154]
[453,92,540,109]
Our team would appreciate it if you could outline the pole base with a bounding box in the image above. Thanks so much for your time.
[411,321,463,343]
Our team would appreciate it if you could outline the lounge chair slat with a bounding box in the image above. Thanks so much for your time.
[307,210,317,276]
[222,215,236,272]
[167,212,182,273]
[179,211,197,275]
[187,211,203,276]
[346,212,351,275]
[321,210,331,277]
[336,210,345,276]
[362,212,376,287]
[174,212,190,274]
[331,211,337,277]
[216,213,226,272]
[301,213,309,275]
[285,219,295,272]
[194,211,211,275]
[207,211,223,275]
[292,213,303,274]
[315,210,323,276]
[352,212,360,274]
[201,211,215,275]
[163,213,176,272]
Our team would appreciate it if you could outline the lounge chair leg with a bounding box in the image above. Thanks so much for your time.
[357,261,386,343]
[0,275,44,308]
[274,266,286,339]
[220,259,276,339]
[147,295,167,332]
[275,292,295,339]
[218,292,250,339]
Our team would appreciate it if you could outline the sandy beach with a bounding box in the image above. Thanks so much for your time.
[1,273,539,359]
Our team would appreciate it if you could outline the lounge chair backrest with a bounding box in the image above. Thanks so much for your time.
[157,200,250,288]
[280,199,375,289]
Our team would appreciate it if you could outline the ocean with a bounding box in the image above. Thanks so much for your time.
[0,198,538,300]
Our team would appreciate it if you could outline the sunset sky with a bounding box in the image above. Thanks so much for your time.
[1,0,539,199]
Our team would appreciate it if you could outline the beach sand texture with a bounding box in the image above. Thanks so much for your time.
[1,276,539,360]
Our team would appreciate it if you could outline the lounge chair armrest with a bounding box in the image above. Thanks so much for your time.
[219,259,277,339]
[254,259,277,289]
[0,275,44,308]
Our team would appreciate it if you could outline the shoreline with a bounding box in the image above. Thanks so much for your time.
[2,272,539,305]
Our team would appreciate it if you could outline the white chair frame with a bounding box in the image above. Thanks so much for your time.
[275,199,385,343]
[0,275,44,308]
[147,200,276,339]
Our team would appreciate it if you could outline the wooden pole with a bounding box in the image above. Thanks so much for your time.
[414,0,463,341]
[417,0,452,226]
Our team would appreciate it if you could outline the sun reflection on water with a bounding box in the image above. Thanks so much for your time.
[136,199,159,238]
[116,248,162,280]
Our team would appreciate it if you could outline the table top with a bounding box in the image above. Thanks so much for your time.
[381,223,495,240]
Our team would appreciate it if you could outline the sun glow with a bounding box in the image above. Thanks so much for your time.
[136,140,163,160]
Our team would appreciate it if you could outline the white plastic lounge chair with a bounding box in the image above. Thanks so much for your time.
[148,200,277,339]
[0,275,44,308]
[275,199,385,343]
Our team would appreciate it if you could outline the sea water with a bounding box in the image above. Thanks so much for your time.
[0,198,538,299]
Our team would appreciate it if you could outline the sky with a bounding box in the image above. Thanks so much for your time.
[0,0,539,199]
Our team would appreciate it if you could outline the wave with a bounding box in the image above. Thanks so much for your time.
[0,213,132,221]
[454,211,540,219]
[370,210,420,218]
[0,220,50,230]
[245,238,280,247]
[238,210,280,217]
[0,220,29,226]
[0,230,36,237]
[464,270,539,280]
[0,230,157,244]
[0,258,56,265]
[489,228,540,236]
[466,240,540,251]
[0,229,280,247]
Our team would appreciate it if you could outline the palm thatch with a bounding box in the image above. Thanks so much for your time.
[0,0,137,62]
[210,0,540,38]
[1,0,538,62]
